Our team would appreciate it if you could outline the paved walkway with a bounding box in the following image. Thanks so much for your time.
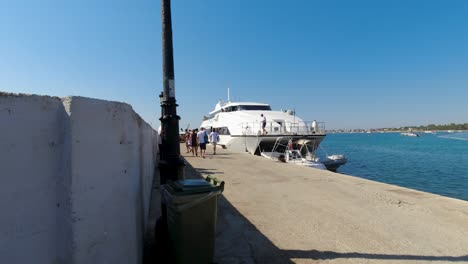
[181,144,468,264]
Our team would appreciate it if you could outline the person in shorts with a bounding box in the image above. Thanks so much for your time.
[185,129,192,153]
[191,129,198,156]
[209,128,220,155]
[197,127,208,158]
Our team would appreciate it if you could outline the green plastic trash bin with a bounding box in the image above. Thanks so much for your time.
[162,179,222,264]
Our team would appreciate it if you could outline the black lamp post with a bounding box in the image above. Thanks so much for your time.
[156,0,185,260]
[159,0,184,185]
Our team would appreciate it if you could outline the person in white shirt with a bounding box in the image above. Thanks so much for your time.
[261,114,268,135]
[197,127,208,158]
[209,128,220,155]
[311,120,318,133]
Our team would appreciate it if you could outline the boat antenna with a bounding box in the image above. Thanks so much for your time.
[293,107,296,125]
[227,83,231,102]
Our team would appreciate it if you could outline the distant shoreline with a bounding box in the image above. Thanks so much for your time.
[327,129,468,134]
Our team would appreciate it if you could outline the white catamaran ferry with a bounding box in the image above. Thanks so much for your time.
[200,100,326,155]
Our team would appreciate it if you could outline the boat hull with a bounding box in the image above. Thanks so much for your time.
[220,134,326,155]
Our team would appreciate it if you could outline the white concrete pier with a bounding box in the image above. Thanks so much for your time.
[182,144,468,264]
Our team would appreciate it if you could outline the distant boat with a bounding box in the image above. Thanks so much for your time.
[401,132,419,137]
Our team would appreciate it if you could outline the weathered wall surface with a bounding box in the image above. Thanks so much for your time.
[0,93,159,264]
[0,94,72,263]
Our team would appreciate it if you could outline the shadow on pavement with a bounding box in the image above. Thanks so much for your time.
[282,250,468,262]
[196,168,224,175]
[184,161,293,264]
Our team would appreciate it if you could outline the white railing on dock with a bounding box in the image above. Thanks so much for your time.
[241,121,325,136]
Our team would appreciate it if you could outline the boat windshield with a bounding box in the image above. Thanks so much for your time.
[237,105,271,111]
[215,104,272,114]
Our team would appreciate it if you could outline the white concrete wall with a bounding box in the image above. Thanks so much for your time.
[0,94,72,263]
[0,93,159,264]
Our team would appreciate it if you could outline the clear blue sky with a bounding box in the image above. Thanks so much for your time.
[1,0,468,130]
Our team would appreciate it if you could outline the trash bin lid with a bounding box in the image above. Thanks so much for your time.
[167,179,218,195]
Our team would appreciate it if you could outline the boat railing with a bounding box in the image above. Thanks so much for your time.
[240,121,325,136]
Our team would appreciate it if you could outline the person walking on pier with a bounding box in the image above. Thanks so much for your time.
[185,129,192,153]
[197,127,208,158]
[261,114,268,135]
[191,129,198,156]
[210,128,220,155]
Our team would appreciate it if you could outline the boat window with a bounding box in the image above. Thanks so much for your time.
[203,113,215,120]
[221,105,271,112]
[238,105,272,111]
[216,127,231,135]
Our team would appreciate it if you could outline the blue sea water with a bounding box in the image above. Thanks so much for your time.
[319,132,468,201]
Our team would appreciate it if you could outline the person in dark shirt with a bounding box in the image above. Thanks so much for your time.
[191,129,198,156]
